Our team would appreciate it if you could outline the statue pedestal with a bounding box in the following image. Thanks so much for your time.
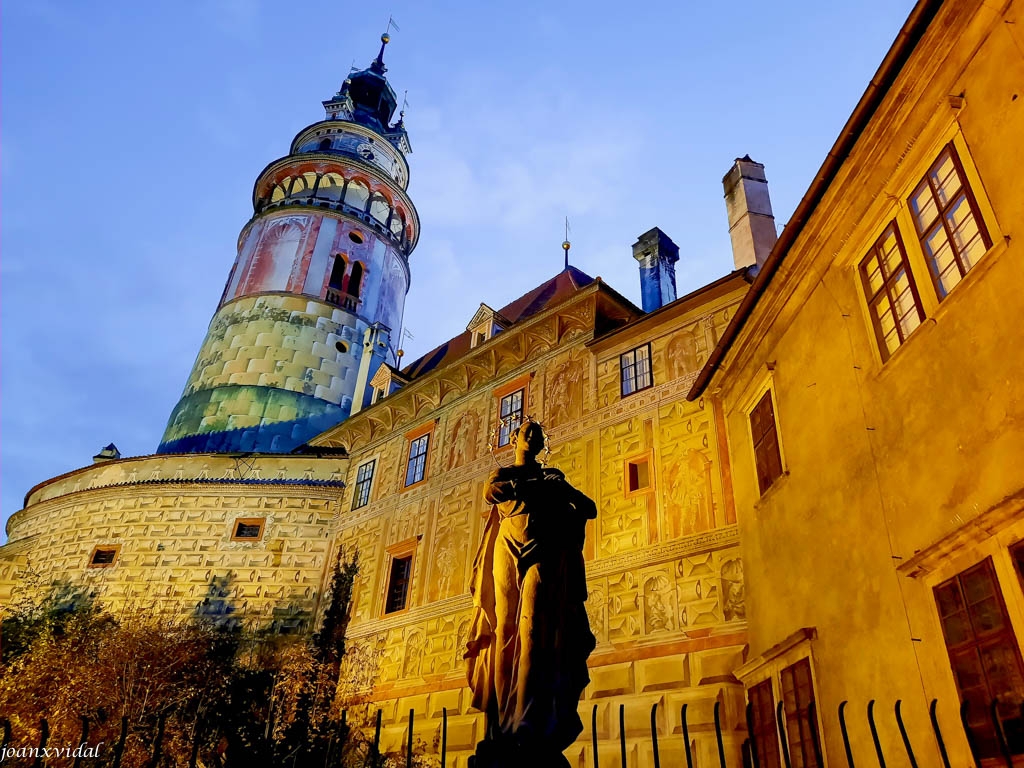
[468,738,572,768]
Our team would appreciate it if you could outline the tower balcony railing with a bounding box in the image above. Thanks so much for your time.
[325,287,360,312]
[254,197,410,256]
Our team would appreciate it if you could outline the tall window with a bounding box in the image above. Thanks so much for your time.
[352,459,375,510]
[347,262,363,299]
[749,679,782,768]
[781,659,821,768]
[935,558,1024,760]
[909,144,991,298]
[497,389,524,447]
[620,343,652,396]
[750,390,784,495]
[405,434,429,487]
[859,223,924,360]
[385,555,413,614]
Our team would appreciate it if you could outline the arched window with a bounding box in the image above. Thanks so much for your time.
[348,262,363,299]
[345,180,369,211]
[328,255,346,289]
[390,208,406,240]
[270,183,287,203]
[318,138,332,151]
[317,173,345,203]
[369,193,390,225]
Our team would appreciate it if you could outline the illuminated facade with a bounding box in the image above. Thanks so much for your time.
[3,2,1023,767]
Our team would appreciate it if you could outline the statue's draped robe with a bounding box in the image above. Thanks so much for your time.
[465,464,597,755]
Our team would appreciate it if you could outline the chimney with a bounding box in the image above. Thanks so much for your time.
[93,443,121,463]
[352,322,392,415]
[632,227,680,313]
[723,155,777,271]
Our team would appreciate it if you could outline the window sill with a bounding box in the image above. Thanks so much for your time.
[620,384,654,400]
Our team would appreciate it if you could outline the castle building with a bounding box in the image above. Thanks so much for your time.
[2,1,1022,767]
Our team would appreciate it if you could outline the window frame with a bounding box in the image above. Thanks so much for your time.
[352,458,376,510]
[934,556,1024,762]
[620,342,653,398]
[749,388,784,496]
[858,221,926,361]
[402,421,436,489]
[780,657,822,768]
[624,449,655,498]
[382,538,418,617]
[908,142,992,300]
[492,373,532,453]
[497,389,525,448]
[88,544,121,568]
[749,678,783,768]
[231,517,266,542]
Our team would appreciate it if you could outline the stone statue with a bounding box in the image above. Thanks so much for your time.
[465,419,597,768]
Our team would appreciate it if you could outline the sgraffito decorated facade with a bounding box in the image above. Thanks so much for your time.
[3,3,1023,767]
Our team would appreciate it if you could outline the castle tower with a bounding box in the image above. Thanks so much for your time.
[159,35,419,454]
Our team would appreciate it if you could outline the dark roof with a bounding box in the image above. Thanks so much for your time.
[403,266,595,378]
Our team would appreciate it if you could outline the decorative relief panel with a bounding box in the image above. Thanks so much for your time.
[545,350,587,428]
[427,482,476,603]
[446,398,485,471]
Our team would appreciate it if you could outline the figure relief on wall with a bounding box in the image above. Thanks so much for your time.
[665,328,699,380]
[546,355,585,428]
[431,534,457,600]
[447,406,482,470]
[720,558,745,621]
[664,448,714,539]
[403,630,424,679]
[643,574,676,633]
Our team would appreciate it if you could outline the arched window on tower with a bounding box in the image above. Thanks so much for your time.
[369,193,391,225]
[318,138,332,151]
[348,262,363,300]
[326,255,347,308]
[345,180,369,211]
[317,173,345,204]
[270,183,287,203]
[390,209,406,242]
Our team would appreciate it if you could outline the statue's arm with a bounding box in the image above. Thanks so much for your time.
[568,484,598,520]
[483,469,517,505]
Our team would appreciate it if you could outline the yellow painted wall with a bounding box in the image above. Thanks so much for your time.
[710,1,1024,766]
[314,279,751,767]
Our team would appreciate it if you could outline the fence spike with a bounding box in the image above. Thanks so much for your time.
[651,703,661,768]
[442,707,448,768]
[838,701,856,768]
[149,712,167,768]
[73,716,90,768]
[989,699,1013,768]
[928,699,952,768]
[0,718,10,755]
[715,700,727,768]
[867,700,885,768]
[807,700,824,768]
[894,700,918,768]
[407,708,414,768]
[682,704,694,768]
[746,701,760,768]
[593,704,600,768]
[776,701,793,768]
[619,703,627,768]
[959,701,982,768]
[112,715,128,768]
[32,718,49,768]
[368,708,382,768]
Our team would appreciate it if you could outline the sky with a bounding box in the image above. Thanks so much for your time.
[0,0,917,540]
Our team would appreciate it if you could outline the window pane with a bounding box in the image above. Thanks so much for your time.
[910,182,938,232]
[930,151,962,206]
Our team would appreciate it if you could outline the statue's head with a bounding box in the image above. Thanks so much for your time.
[511,419,546,460]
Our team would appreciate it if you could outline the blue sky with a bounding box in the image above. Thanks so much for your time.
[0,0,915,539]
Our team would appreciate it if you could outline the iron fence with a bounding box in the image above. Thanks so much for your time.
[0,696,1009,767]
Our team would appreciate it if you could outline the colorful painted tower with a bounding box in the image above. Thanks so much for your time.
[159,36,419,454]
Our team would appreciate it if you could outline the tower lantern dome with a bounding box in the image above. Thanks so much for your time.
[158,38,419,455]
